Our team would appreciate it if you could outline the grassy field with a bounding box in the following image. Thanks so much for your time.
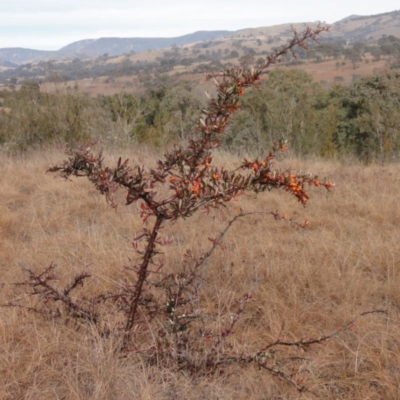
[1,147,400,399]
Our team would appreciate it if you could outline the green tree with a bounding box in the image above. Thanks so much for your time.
[154,86,203,144]
[225,69,327,156]
[331,72,400,162]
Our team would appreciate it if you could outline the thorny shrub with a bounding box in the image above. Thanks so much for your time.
[5,26,386,394]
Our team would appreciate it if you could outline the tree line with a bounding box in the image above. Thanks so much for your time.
[1,69,400,162]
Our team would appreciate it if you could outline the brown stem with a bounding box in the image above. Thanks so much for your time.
[123,215,165,344]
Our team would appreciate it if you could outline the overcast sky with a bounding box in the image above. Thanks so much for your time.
[1,1,399,50]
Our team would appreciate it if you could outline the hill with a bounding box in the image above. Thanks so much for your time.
[58,31,231,58]
[0,48,56,65]
[1,10,400,66]
[0,31,232,65]
[331,9,400,41]
[1,10,400,89]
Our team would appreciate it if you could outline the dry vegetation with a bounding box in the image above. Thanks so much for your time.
[1,147,400,399]
[36,55,391,98]
[283,57,388,85]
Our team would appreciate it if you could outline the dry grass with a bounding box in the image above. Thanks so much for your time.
[282,57,388,85]
[1,147,400,399]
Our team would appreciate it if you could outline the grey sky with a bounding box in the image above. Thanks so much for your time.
[1,1,399,50]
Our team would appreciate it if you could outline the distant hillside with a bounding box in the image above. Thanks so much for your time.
[59,31,232,58]
[1,8,400,84]
[2,10,400,66]
[0,31,231,65]
[0,48,56,65]
[331,9,400,41]
[335,15,362,23]
[229,10,400,42]
[0,59,19,68]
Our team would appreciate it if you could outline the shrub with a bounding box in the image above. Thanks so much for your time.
[5,25,385,395]
[0,84,94,151]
